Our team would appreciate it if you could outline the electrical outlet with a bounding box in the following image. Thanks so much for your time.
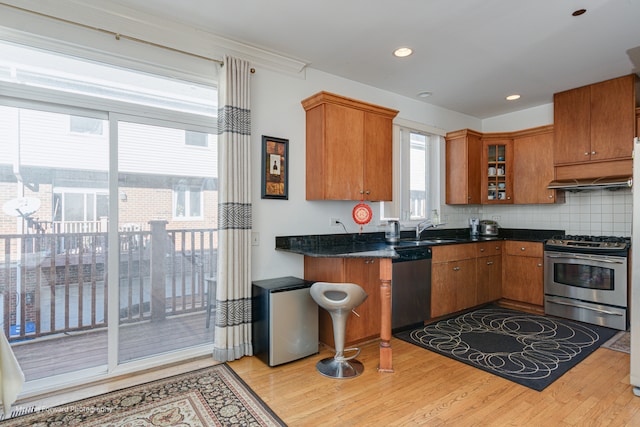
[492,215,501,221]
[330,217,341,226]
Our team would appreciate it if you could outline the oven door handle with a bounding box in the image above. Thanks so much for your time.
[546,298,624,316]
[545,254,625,264]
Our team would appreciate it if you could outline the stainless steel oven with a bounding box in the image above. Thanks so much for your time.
[544,235,629,330]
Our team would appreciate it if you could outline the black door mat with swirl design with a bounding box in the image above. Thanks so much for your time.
[394,306,617,391]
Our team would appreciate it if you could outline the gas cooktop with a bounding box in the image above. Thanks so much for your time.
[545,235,630,251]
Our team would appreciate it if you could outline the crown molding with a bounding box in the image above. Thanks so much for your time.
[0,0,309,76]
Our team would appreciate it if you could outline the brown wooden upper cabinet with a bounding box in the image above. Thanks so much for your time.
[512,126,560,204]
[445,129,482,204]
[302,91,399,201]
[446,126,560,205]
[553,74,636,173]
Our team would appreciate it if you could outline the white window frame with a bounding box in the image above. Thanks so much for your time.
[172,185,204,220]
[381,118,445,227]
[53,187,109,220]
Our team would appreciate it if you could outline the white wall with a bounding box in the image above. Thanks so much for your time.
[482,103,554,132]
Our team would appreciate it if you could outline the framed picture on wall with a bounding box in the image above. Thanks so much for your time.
[261,135,289,199]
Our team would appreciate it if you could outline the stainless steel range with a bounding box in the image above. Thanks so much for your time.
[544,235,630,330]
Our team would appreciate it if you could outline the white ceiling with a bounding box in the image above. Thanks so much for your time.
[107,0,640,119]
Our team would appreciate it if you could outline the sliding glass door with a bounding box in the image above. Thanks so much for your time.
[0,40,218,390]
[0,106,110,381]
[116,117,217,364]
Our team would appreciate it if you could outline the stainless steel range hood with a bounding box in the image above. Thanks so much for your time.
[547,176,633,192]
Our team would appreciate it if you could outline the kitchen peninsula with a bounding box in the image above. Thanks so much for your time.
[276,232,398,372]
[276,228,562,373]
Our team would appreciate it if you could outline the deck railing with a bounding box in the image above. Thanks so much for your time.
[0,224,217,342]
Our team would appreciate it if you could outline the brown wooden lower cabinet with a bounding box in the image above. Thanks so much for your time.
[431,257,476,318]
[477,254,502,304]
[502,241,544,306]
[431,242,503,318]
[304,256,381,347]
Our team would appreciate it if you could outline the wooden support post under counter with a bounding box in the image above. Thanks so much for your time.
[377,257,393,372]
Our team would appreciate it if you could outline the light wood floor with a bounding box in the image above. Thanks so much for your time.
[14,336,639,426]
[229,338,639,426]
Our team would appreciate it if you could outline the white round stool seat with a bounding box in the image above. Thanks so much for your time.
[310,282,368,379]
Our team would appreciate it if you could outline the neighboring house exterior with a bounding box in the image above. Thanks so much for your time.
[0,106,218,237]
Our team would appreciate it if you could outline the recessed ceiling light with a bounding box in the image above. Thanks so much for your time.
[506,94,521,101]
[572,8,587,17]
[393,47,413,58]
[417,91,432,98]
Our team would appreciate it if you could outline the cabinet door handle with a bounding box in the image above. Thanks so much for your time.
[584,152,590,156]
[591,151,597,155]
[486,261,494,265]
[548,194,554,199]
[365,190,371,195]
[360,190,364,195]
[480,248,485,252]
[520,247,526,251]
[495,246,500,250]
[452,266,461,271]
[537,263,542,267]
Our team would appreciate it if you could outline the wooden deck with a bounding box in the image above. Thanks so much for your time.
[11,310,214,381]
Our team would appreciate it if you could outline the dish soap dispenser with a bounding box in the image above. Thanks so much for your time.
[431,209,440,225]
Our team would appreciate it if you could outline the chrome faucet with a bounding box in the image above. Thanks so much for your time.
[416,220,436,239]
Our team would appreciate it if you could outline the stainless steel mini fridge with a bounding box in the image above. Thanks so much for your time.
[252,276,318,366]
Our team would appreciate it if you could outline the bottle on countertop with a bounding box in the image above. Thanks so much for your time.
[385,219,400,243]
[431,209,439,225]
[469,218,480,237]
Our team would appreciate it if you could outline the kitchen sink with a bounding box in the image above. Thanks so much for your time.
[394,238,460,247]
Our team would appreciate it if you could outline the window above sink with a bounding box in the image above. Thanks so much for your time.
[379,118,444,227]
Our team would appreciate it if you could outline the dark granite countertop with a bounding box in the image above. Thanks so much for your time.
[275,228,564,258]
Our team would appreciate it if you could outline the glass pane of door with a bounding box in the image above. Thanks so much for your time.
[0,106,109,381]
[117,119,217,363]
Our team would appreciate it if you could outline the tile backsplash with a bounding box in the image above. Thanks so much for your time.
[442,188,632,237]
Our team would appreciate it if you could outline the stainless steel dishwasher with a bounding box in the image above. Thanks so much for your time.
[392,246,431,332]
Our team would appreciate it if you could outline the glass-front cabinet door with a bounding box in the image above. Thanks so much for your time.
[481,138,513,204]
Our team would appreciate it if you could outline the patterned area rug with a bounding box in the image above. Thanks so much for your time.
[1,364,285,426]
[602,330,630,353]
[395,306,617,391]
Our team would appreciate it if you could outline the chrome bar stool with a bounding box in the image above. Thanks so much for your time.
[310,282,368,379]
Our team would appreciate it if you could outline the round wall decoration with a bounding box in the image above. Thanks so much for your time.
[352,202,373,225]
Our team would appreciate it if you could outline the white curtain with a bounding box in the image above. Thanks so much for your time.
[213,55,253,362]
